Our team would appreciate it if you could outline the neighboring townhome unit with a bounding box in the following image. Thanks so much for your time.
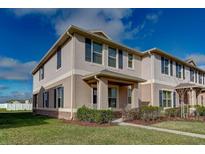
[32,25,205,120]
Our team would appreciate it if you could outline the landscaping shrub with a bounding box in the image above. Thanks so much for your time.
[77,105,113,124]
[195,105,205,116]
[140,106,161,121]
[122,108,140,121]
[165,107,180,118]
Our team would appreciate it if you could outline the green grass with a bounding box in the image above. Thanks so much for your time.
[1,112,205,144]
[152,120,205,135]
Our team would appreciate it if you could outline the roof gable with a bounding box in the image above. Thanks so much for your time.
[185,58,197,67]
[90,30,111,40]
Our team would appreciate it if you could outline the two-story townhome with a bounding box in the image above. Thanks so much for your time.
[32,25,205,120]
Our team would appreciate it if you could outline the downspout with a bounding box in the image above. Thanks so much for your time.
[148,51,154,106]
[66,31,74,120]
[94,75,101,109]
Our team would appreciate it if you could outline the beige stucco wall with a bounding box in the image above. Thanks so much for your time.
[152,83,180,107]
[35,76,72,109]
[73,34,142,77]
[33,38,73,93]
[139,83,151,105]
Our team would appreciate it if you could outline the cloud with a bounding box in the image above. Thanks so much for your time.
[146,11,162,24]
[10,8,58,17]
[0,56,37,80]
[9,9,162,42]
[185,53,205,70]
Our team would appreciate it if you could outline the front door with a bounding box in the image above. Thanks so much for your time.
[108,87,117,108]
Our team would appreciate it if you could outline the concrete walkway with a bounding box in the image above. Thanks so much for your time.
[118,122,205,139]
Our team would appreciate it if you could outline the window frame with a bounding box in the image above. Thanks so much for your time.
[176,63,182,78]
[190,68,195,82]
[92,41,103,64]
[43,91,49,108]
[39,66,44,81]
[127,87,132,104]
[161,57,169,75]
[108,87,117,108]
[108,47,117,68]
[54,86,64,108]
[57,49,62,70]
[162,90,172,108]
[127,53,134,69]
[85,38,103,65]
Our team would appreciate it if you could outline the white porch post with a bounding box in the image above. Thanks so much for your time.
[191,89,196,106]
[97,78,108,109]
[131,83,138,108]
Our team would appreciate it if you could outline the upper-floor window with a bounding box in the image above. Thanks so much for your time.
[93,42,103,64]
[161,57,169,75]
[195,71,198,83]
[190,68,195,82]
[128,53,133,68]
[43,91,49,108]
[199,72,203,84]
[118,50,123,69]
[108,47,117,68]
[85,38,103,65]
[183,66,185,79]
[176,63,182,78]
[57,49,62,69]
[170,60,173,76]
[39,66,44,81]
[54,86,64,108]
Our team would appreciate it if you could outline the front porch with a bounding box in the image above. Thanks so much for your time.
[175,83,205,117]
[83,70,146,111]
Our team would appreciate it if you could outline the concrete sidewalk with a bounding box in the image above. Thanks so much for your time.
[119,122,205,139]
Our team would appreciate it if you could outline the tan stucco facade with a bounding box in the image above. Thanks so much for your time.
[32,25,205,120]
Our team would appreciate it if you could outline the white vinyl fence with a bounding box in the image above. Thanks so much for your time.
[0,103,32,111]
[0,104,7,109]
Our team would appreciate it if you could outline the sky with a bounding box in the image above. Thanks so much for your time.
[0,8,205,102]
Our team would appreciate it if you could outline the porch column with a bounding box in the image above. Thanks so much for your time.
[97,78,108,109]
[131,83,138,108]
[191,89,196,106]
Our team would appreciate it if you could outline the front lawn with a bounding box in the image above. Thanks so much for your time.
[152,120,205,135]
[1,112,205,144]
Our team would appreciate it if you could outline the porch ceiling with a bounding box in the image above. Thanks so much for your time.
[82,69,146,84]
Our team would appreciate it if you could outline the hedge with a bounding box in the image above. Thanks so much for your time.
[77,105,113,124]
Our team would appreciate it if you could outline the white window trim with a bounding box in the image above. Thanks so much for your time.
[161,89,173,108]
[127,86,132,104]
[107,47,118,69]
[127,53,134,70]
[55,85,64,109]
[108,85,119,109]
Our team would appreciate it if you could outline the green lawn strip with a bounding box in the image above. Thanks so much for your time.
[152,120,205,135]
[1,112,205,144]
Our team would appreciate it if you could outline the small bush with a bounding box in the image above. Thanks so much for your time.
[122,108,140,121]
[195,105,205,116]
[140,106,161,121]
[77,105,113,124]
[165,107,180,118]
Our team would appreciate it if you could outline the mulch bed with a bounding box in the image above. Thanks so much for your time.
[62,119,116,127]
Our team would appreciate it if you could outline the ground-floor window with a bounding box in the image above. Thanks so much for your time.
[54,86,64,108]
[108,87,117,108]
[33,94,38,108]
[92,88,97,105]
[159,90,172,107]
[128,87,131,104]
[43,91,49,108]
